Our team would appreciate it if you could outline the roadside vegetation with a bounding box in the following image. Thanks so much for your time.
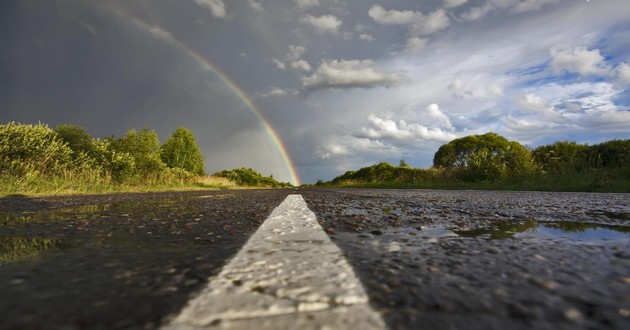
[0,122,287,196]
[316,133,630,192]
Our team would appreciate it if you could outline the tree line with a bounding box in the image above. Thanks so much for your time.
[324,133,630,192]
[0,122,205,191]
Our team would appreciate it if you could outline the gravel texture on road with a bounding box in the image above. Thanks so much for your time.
[302,189,630,330]
[0,190,291,329]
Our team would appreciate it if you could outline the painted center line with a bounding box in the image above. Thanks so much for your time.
[164,194,385,329]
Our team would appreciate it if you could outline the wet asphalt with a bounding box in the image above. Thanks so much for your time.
[1,188,629,329]
[302,189,630,330]
[0,190,291,329]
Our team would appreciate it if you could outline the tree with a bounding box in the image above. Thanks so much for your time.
[399,159,410,168]
[533,141,589,174]
[54,124,96,158]
[433,132,536,181]
[0,122,72,175]
[111,128,165,177]
[160,127,205,175]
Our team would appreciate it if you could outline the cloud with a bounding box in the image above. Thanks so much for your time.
[272,58,286,70]
[299,14,342,35]
[302,59,407,91]
[359,33,375,42]
[295,0,320,10]
[405,37,427,52]
[316,138,392,159]
[512,0,559,13]
[447,79,503,98]
[617,62,630,83]
[259,87,291,98]
[444,0,468,8]
[288,45,306,61]
[550,46,613,77]
[193,0,228,19]
[247,0,263,12]
[460,0,557,21]
[353,104,457,143]
[147,26,172,40]
[516,93,565,122]
[462,0,559,21]
[368,5,418,25]
[291,59,312,71]
[316,143,348,159]
[368,5,450,36]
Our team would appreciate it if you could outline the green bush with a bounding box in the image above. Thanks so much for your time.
[0,122,72,176]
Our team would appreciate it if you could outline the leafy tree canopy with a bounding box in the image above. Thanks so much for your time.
[433,132,535,181]
[160,127,205,175]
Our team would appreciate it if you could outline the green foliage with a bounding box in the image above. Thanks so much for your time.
[161,127,205,175]
[433,132,536,181]
[111,128,165,180]
[399,159,410,168]
[0,122,211,195]
[0,122,72,176]
[213,168,291,187]
[533,141,590,174]
[54,124,96,158]
[323,133,630,192]
[330,162,444,186]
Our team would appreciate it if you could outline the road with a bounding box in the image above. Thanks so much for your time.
[1,189,629,329]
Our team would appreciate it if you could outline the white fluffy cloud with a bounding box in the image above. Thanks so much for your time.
[550,46,613,77]
[300,14,342,35]
[461,0,557,21]
[193,0,228,19]
[359,33,376,42]
[617,62,630,83]
[272,58,286,70]
[405,37,427,52]
[368,5,450,36]
[302,59,407,91]
[447,80,503,98]
[353,104,456,143]
[247,0,263,12]
[291,59,312,71]
[355,114,456,142]
[288,45,306,61]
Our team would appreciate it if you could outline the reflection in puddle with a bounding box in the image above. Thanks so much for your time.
[0,196,209,264]
[454,220,630,242]
[0,236,60,264]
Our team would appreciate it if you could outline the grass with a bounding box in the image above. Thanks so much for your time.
[0,174,239,197]
[319,168,630,193]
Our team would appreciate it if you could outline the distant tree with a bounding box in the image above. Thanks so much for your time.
[533,141,589,174]
[588,139,630,169]
[111,128,165,177]
[399,159,410,168]
[160,127,205,175]
[54,124,95,157]
[433,132,536,181]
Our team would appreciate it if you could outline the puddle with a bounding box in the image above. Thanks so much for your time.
[454,220,630,242]
[0,236,61,265]
[0,197,208,264]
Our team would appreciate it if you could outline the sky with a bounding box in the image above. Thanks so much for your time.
[1,0,629,185]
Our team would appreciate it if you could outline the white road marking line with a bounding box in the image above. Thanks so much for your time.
[164,194,385,329]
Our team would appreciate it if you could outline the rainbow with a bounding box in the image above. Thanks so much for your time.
[92,2,300,186]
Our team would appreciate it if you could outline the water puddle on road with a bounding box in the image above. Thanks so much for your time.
[0,197,208,264]
[452,220,630,243]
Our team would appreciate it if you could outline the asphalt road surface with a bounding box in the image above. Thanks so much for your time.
[1,189,629,329]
